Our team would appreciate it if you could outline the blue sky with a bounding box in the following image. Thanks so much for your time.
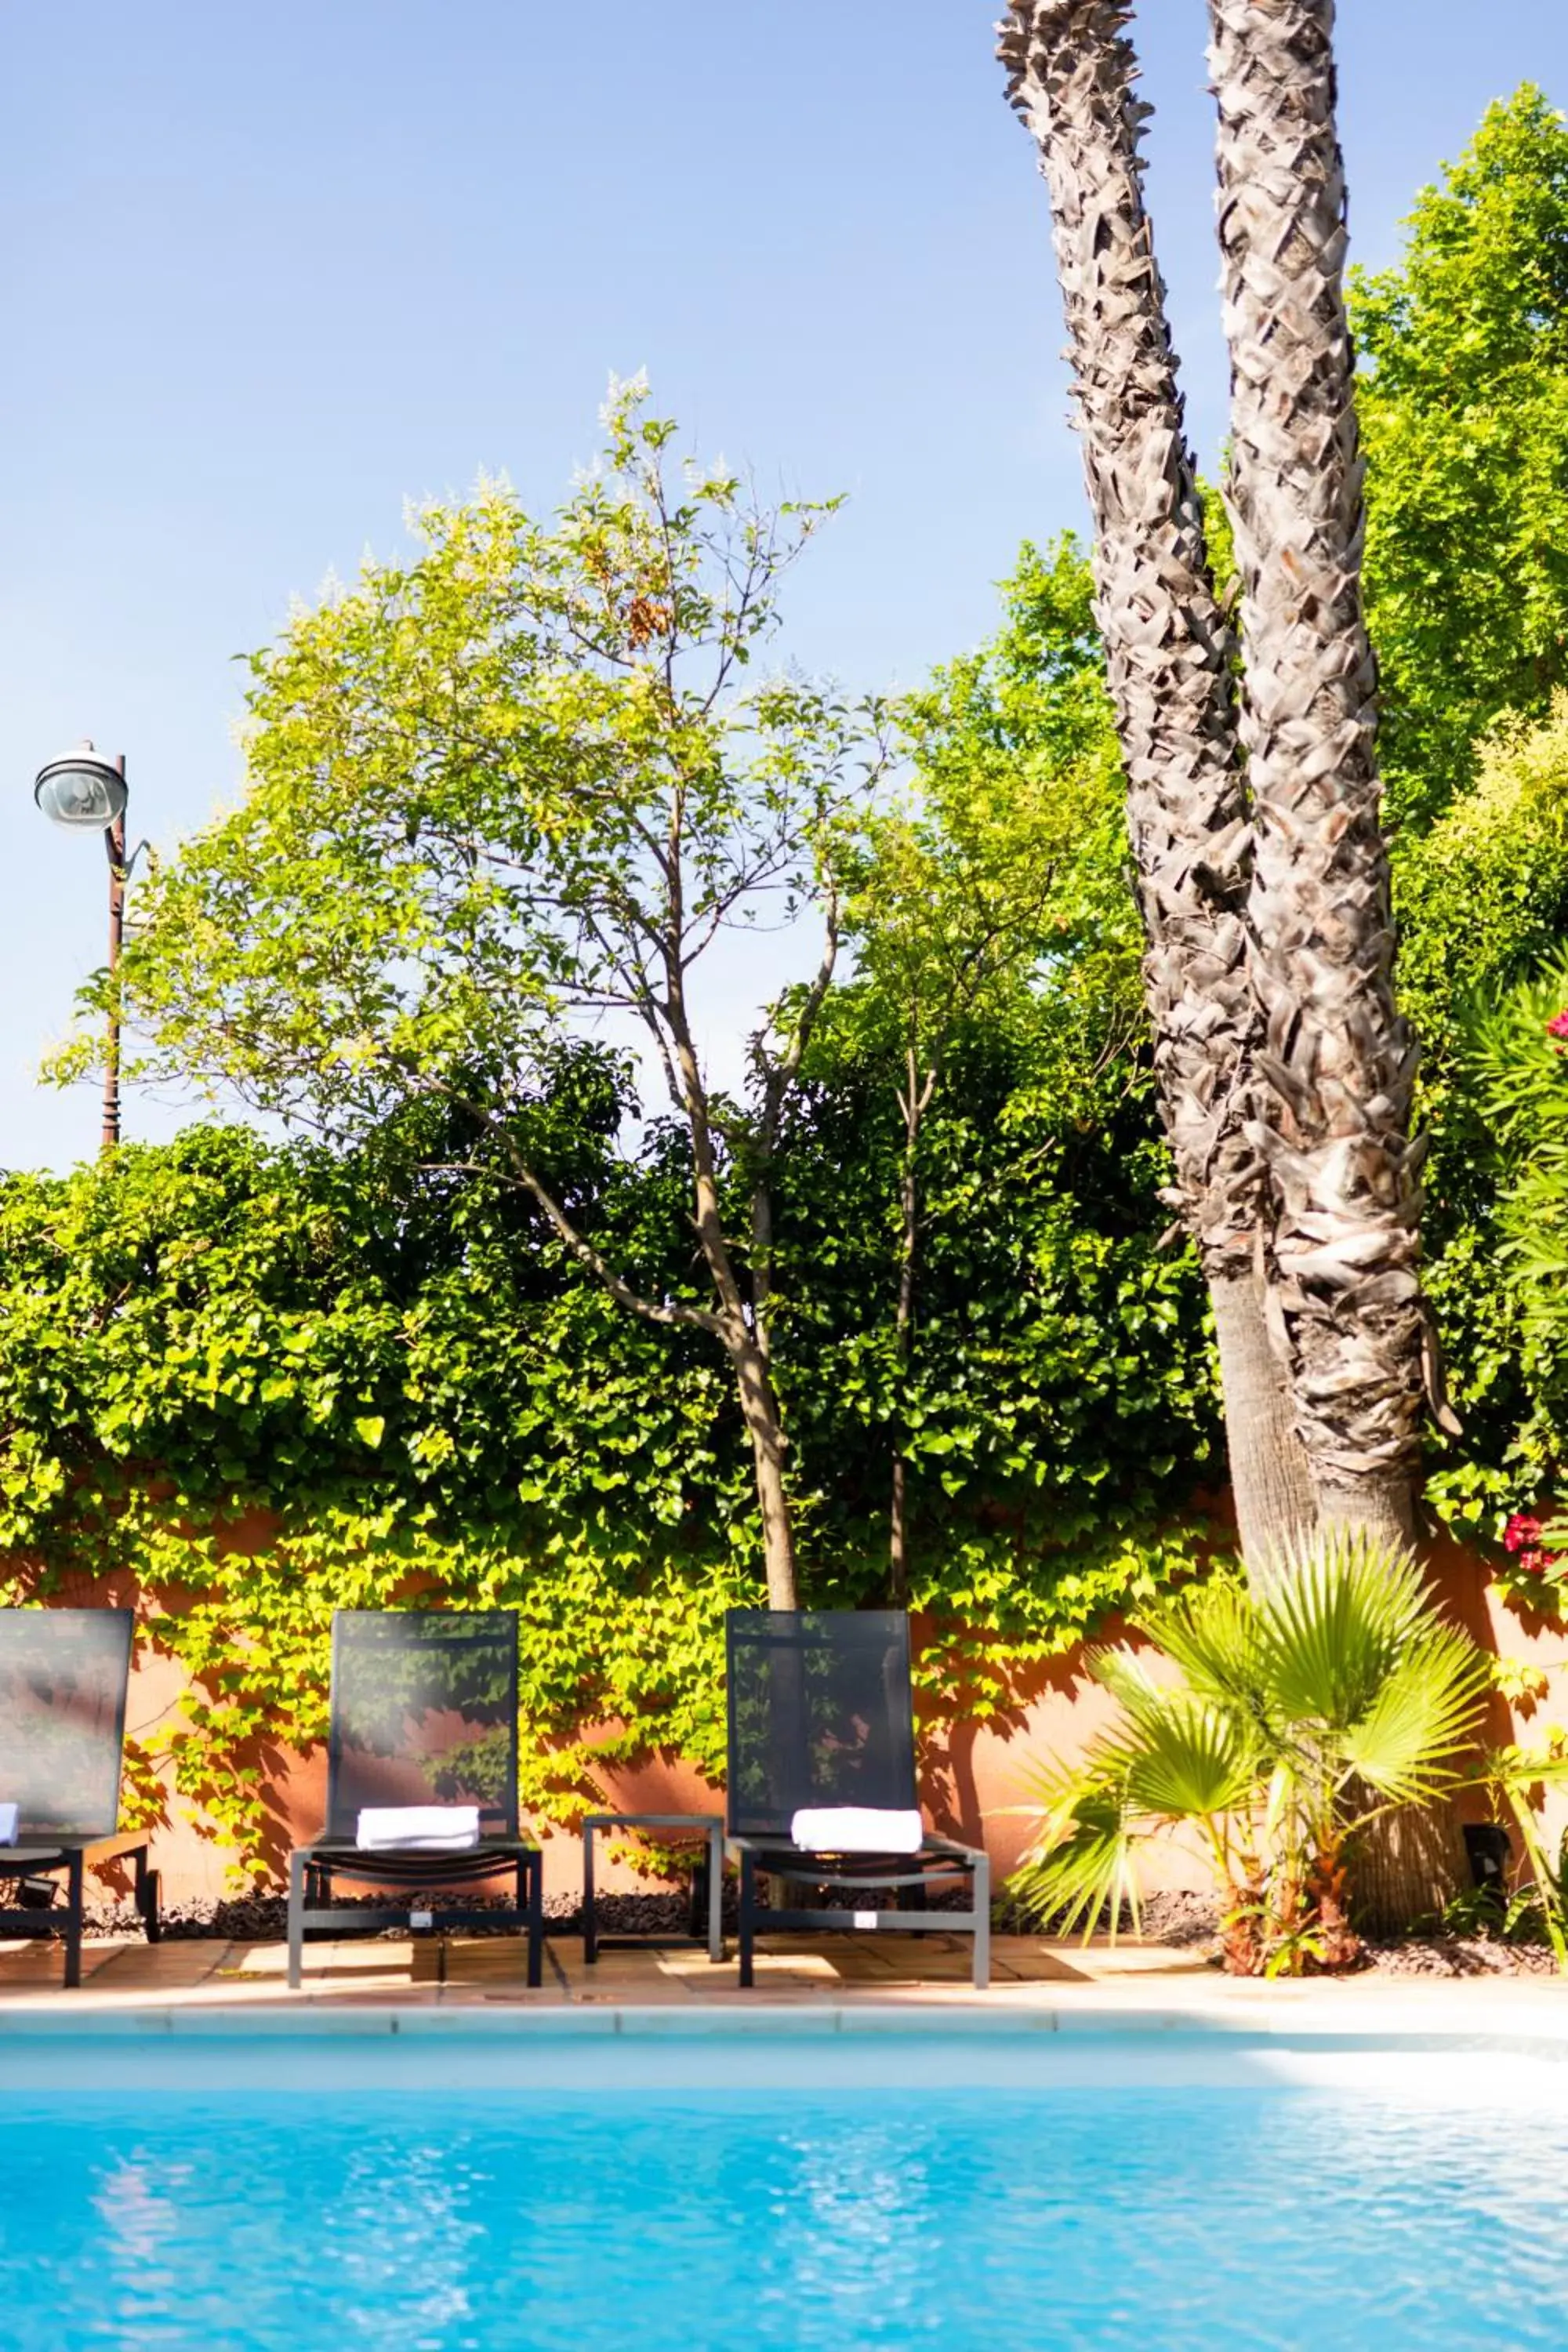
[2,1,1564,1170]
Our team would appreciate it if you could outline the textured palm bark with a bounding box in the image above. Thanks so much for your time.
[999,0,1315,1570]
[1205,0,1432,1531]
[1210,1267,1316,1583]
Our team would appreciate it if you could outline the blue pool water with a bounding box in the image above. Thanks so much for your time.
[4,2027,1568,2350]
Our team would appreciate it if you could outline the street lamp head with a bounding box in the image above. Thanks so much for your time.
[34,741,127,831]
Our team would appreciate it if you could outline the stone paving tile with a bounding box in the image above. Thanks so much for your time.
[0,1936,136,1990]
[88,1940,236,1992]
[8,1932,1568,2023]
[0,1931,1187,2008]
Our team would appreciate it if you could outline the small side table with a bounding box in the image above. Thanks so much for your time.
[583,1812,724,1965]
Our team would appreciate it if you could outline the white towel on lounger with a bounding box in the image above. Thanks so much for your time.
[355,1806,481,1853]
[0,1802,17,1847]
[789,1806,924,1855]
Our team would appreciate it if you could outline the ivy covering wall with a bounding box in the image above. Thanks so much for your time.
[0,1054,1218,1868]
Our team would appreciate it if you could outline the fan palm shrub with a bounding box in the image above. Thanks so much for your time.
[1011,1534,1489,1973]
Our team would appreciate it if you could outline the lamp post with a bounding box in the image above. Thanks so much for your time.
[33,742,133,1156]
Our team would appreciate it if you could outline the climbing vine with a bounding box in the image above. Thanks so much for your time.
[0,1086,1218,1875]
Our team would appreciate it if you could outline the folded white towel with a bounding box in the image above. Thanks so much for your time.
[0,1802,18,1848]
[789,1806,924,1855]
[355,1805,481,1853]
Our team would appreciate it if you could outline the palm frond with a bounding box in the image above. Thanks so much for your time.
[1111,1697,1261,1823]
[1087,1643,1174,1726]
[1009,1756,1141,1940]
[1258,1529,1431,1730]
[1137,1581,1269,1719]
[1337,1625,1489,1806]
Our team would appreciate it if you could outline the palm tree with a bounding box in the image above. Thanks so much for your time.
[999,0,1314,1572]
[1011,1531,1488,1971]
[1203,0,1446,1546]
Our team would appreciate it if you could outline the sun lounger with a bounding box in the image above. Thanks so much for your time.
[286,1609,542,1988]
[724,1608,989,1990]
[0,1607,161,1988]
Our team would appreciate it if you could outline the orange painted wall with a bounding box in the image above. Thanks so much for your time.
[20,1534,1566,1914]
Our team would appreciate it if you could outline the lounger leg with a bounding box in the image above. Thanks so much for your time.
[707,1822,724,1964]
[134,1848,162,1945]
[972,1852,991,1991]
[583,1821,597,1966]
[64,1849,85,1991]
[738,1848,756,1990]
[287,1849,307,1991]
[526,1853,543,1990]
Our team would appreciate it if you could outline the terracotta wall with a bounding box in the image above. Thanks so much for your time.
[21,1534,1566,1915]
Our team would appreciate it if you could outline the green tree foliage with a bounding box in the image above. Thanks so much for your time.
[830,538,1138,1587]
[1388,703,1568,1548]
[893,536,1138,1088]
[62,380,891,1606]
[1394,695,1568,1076]
[1350,86,1568,824]
[1442,934,1568,1547]
[1469,939,1568,1336]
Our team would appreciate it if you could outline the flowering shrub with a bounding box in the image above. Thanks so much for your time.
[1503,1512,1559,1574]
[1494,1509,1567,1610]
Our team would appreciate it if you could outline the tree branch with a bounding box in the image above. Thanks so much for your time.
[423,1076,726,1338]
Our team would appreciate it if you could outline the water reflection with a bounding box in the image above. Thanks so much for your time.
[89,2126,494,2352]
[767,2119,942,2338]
[95,2154,191,2344]
[328,2139,489,2349]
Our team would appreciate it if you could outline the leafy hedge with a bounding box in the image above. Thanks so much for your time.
[0,1051,1218,1870]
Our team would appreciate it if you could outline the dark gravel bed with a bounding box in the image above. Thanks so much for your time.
[16,1872,1559,1972]
[1114,1889,1562,1976]
[45,1875,982,1944]
[49,1888,716,1943]
[1360,1935,1559,1978]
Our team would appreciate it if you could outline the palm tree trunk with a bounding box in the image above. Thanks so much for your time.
[1210,1265,1316,1581]
[1204,0,1428,1535]
[1000,0,1315,1573]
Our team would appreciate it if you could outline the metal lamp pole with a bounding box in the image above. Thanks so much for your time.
[102,761,129,1155]
[32,742,136,1156]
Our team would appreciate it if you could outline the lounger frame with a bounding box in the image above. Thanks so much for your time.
[286,1609,542,1989]
[725,1609,992,1990]
[0,1607,159,1987]
[286,1840,543,1988]
[0,1834,161,1989]
[728,1831,990,1989]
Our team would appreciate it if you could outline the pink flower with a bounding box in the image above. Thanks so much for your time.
[1549,1009,1568,1047]
[1502,1510,1563,1581]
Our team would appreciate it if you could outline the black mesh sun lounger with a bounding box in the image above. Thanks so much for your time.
[0,1608,161,1989]
[286,1609,542,1988]
[725,1609,989,1990]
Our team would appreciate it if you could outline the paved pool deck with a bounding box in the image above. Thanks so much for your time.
[5,1929,1567,2036]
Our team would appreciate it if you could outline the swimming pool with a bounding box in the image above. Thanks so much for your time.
[4,2012,1566,2350]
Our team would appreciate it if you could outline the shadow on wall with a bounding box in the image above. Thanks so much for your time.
[8,1521,1557,1914]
